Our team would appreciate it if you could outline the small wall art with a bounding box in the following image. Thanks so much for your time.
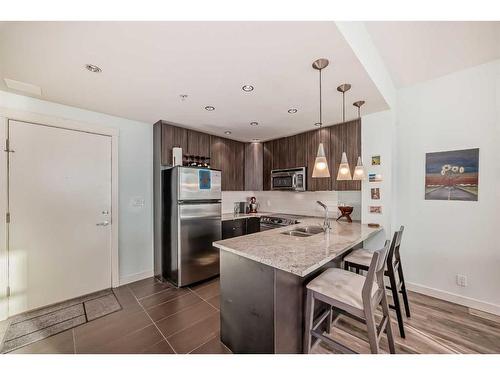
[371,155,381,165]
[369,206,382,214]
[425,148,479,201]
[368,173,382,182]
[371,188,380,200]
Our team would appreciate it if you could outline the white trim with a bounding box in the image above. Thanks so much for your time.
[406,281,500,317]
[0,117,8,321]
[0,107,120,303]
[119,269,154,286]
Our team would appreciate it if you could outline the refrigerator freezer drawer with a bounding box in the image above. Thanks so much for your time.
[177,202,221,286]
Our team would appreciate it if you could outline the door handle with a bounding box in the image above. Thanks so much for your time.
[96,221,110,226]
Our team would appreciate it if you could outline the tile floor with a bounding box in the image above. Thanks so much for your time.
[8,277,229,354]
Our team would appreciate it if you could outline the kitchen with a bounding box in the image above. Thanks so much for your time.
[0,9,500,371]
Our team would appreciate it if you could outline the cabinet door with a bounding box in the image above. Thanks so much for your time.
[294,132,307,169]
[272,138,285,170]
[245,143,263,191]
[161,123,187,166]
[232,140,245,191]
[246,217,260,234]
[222,219,246,239]
[307,127,331,191]
[187,129,210,158]
[210,136,245,191]
[262,141,273,190]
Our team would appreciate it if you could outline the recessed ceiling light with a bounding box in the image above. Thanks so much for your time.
[252,138,260,142]
[224,131,232,135]
[250,122,259,126]
[85,64,102,73]
[314,122,322,127]
[179,94,188,101]
[288,108,298,114]
[242,85,254,92]
[205,106,216,111]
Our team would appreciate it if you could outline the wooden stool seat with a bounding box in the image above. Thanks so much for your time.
[343,249,374,268]
[307,268,377,312]
[304,241,396,354]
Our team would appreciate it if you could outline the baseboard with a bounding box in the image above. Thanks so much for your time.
[406,282,500,317]
[119,269,154,286]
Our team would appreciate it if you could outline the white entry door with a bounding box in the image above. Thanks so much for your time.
[7,120,112,316]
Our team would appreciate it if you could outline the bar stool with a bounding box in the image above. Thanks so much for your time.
[304,240,395,354]
[343,226,410,338]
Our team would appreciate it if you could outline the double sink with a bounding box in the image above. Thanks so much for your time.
[281,225,325,237]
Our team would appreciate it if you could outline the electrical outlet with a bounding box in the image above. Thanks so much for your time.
[456,274,468,287]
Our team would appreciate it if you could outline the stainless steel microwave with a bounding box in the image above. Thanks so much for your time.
[271,167,306,191]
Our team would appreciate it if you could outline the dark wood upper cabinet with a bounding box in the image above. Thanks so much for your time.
[294,132,308,169]
[186,129,210,158]
[159,121,187,165]
[262,141,273,191]
[209,136,244,191]
[155,118,360,192]
[245,142,263,191]
[262,120,360,192]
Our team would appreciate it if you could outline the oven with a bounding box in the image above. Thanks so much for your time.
[271,167,306,192]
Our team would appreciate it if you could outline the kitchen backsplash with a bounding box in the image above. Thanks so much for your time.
[222,190,361,220]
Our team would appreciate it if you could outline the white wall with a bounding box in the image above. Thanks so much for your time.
[396,60,500,314]
[360,110,397,249]
[0,90,153,284]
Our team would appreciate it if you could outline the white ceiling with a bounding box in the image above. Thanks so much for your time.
[365,21,500,88]
[0,21,388,142]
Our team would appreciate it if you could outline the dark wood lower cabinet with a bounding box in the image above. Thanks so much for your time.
[246,217,260,234]
[222,217,260,240]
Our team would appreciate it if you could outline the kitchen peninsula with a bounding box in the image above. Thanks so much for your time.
[213,218,381,354]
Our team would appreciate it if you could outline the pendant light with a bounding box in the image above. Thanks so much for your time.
[353,100,365,118]
[353,156,365,180]
[336,84,352,180]
[311,58,330,178]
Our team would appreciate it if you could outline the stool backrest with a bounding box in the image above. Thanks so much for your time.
[362,240,391,301]
[392,225,405,262]
[384,226,405,268]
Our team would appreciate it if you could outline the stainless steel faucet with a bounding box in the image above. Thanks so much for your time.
[316,201,331,232]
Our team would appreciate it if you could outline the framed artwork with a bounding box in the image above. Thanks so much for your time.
[425,148,479,201]
[371,188,380,200]
[371,155,381,165]
[369,206,382,214]
[368,173,382,182]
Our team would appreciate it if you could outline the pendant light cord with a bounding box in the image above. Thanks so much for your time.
[319,68,323,143]
[319,69,322,127]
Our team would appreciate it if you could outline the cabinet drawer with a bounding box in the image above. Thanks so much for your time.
[222,219,246,239]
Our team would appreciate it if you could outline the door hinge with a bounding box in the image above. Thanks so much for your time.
[6,286,10,297]
[6,212,10,223]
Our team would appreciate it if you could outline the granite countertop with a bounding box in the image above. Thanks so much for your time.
[213,218,382,277]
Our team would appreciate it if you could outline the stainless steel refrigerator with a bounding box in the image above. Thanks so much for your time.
[156,166,221,287]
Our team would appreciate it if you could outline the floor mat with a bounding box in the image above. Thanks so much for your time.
[1,289,121,353]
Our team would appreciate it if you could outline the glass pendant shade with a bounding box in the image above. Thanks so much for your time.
[336,152,352,180]
[312,143,330,178]
[352,156,365,180]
